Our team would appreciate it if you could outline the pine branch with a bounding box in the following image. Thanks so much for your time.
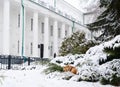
[87,0,120,41]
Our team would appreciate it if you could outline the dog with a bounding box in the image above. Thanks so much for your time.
[63,65,77,74]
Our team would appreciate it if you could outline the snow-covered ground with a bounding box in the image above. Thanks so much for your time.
[0,66,113,87]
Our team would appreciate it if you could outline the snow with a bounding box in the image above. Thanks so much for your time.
[0,67,113,87]
[104,35,120,49]
[0,35,120,87]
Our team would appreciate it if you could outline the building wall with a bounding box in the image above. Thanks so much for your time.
[0,0,91,58]
[10,4,20,55]
[0,1,3,54]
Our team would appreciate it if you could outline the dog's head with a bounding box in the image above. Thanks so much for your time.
[63,65,70,72]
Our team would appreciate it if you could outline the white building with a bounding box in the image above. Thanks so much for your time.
[0,0,91,58]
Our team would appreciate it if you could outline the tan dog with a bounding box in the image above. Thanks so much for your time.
[63,65,77,74]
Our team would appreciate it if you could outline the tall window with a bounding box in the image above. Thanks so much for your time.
[31,18,33,31]
[58,28,61,38]
[50,25,53,36]
[41,22,44,33]
[65,30,67,36]
[18,14,20,27]
[18,40,19,54]
[50,46,53,56]
[30,42,33,55]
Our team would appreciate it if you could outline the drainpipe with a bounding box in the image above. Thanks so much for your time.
[54,0,56,8]
[21,0,25,58]
[72,21,75,32]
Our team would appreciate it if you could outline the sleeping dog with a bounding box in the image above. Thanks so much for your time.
[63,65,77,74]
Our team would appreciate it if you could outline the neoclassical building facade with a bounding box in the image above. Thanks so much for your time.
[0,0,91,58]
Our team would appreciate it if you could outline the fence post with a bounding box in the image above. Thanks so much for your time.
[8,55,11,69]
[28,57,30,66]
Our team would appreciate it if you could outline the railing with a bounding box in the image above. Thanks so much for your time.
[38,0,47,7]
[57,9,63,15]
[0,55,49,70]
[49,5,56,11]
[64,13,70,19]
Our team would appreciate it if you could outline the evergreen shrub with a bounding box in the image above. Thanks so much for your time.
[100,74,120,86]
[59,31,97,56]
[44,63,63,74]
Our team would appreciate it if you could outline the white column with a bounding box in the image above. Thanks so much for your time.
[3,0,10,55]
[53,20,58,56]
[68,26,72,37]
[33,12,38,57]
[44,16,49,58]
[61,23,65,39]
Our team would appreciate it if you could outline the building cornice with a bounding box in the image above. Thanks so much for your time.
[29,0,86,28]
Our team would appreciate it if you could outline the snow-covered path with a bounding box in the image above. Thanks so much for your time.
[0,69,113,87]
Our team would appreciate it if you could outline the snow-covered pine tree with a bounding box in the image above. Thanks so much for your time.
[87,0,120,41]
[59,31,97,56]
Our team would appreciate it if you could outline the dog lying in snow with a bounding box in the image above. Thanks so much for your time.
[63,65,77,74]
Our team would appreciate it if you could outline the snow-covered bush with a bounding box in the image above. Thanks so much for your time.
[110,74,120,86]
[84,35,120,65]
[100,72,120,86]
[78,66,100,82]
[84,44,107,65]
[49,35,120,84]
[103,35,120,63]
[100,59,120,86]
[51,54,84,66]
